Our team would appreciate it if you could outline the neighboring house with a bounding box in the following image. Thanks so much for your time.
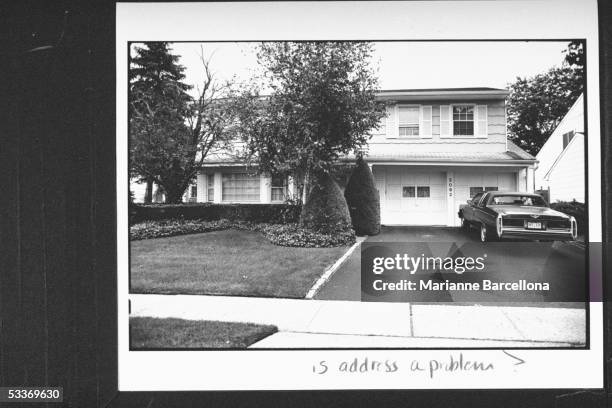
[131,87,537,227]
[534,93,585,203]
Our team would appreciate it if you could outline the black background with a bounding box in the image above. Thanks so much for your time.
[2,1,611,406]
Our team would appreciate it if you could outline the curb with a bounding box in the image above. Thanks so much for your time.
[305,237,366,299]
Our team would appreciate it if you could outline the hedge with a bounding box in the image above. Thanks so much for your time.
[549,200,587,235]
[130,203,300,225]
[130,219,355,247]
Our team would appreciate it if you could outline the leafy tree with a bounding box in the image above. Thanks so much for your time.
[344,156,380,235]
[563,40,585,71]
[506,66,583,156]
[130,43,235,203]
[234,42,386,214]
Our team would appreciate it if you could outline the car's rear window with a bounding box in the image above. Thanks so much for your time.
[490,195,547,206]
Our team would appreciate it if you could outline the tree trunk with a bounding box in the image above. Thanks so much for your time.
[299,168,311,227]
[301,167,310,205]
[164,186,185,204]
[144,177,153,204]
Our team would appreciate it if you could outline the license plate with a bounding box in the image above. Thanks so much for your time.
[526,222,542,229]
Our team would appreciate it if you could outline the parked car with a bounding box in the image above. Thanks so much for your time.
[458,191,578,242]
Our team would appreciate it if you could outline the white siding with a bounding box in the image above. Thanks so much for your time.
[535,94,584,192]
[369,100,507,154]
[546,136,585,203]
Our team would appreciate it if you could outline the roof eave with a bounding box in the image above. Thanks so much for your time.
[376,90,509,102]
[340,157,537,165]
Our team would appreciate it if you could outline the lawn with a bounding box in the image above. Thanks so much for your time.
[130,229,349,298]
[130,317,277,349]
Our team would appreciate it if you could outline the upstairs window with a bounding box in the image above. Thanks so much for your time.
[453,105,474,136]
[398,106,420,137]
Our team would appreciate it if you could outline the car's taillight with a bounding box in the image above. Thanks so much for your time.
[496,214,503,238]
[570,217,578,239]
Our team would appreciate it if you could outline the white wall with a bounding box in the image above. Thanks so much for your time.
[535,94,584,191]
[546,135,585,203]
[130,178,147,203]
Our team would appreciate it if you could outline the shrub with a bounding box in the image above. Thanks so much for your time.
[130,203,301,225]
[256,223,355,248]
[549,200,587,235]
[329,163,356,190]
[300,172,353,234]
[344,156,380,235]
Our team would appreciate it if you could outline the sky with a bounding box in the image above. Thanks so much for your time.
[143,41,571,97]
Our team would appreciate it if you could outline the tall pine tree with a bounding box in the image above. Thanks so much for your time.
[129,42,191,203]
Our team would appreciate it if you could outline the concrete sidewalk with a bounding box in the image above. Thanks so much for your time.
[129,294,586,348]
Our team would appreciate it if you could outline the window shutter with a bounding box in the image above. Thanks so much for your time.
[386,105,397,138]
[440,105,451,137]
[420,105,432,138]
[475,105,487,137]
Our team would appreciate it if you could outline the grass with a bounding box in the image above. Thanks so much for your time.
[130,317,277,349]
[130,228,349,298]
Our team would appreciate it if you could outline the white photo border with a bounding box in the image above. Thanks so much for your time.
[117,0,603,390]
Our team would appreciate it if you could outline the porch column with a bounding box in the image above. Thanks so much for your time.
[196,172,206,203]
[213,172,222,203]
[526,167,535,193]
[518,168,528,192]
[287,176,296,199]
[446,170,456,227]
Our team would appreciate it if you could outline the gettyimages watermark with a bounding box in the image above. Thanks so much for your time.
[361,242,595,303]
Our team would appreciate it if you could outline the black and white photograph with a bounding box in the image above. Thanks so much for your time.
[127,38,588,351]
[5,0,612,405]
[113,0,605,394]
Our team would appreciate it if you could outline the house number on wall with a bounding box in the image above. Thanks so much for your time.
[448,177,453,197]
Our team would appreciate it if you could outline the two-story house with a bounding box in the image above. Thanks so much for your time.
[134,87,537,227]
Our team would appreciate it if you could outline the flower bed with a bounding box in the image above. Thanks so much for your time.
[130,219,356,248]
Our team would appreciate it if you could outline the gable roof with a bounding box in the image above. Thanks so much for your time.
[507,139,536,160]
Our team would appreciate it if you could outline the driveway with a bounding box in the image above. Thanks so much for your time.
[314,226,586,308]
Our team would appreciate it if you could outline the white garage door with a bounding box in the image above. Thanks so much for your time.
[453,171,517,226]
[378,168,447,225]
